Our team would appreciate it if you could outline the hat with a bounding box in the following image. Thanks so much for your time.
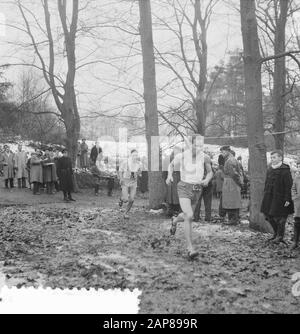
[220,145,231,152]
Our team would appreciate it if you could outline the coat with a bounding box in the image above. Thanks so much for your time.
[1,152,15,179]
[292,174,300,218]
[56,156,74,192]
[261,164,294,217]
[90,146,102,164]
[222,156,242,209]
[215,168,224,193]
[15,151,28,179]
[80,143,89,167]
[30,156,43,183]
[42,158,57,183]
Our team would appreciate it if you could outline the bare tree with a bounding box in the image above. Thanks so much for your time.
[154,0,219,136]
[2,0,80,164]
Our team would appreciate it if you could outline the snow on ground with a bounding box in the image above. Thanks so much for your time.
[1,139,298,171]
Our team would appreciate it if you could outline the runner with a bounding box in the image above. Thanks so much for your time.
[166,135,213,260]
[118,149,142,220]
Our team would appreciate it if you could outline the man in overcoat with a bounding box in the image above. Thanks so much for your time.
[1,145,15,189]
[80,139,89,170]
[261,150,294,244]
[15,144,28,188]
[57,149,75,202]
[219,146,243,225]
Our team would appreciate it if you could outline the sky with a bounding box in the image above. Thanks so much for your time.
[0,0,242,124]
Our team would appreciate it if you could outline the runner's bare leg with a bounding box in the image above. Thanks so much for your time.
[179,197,195,253]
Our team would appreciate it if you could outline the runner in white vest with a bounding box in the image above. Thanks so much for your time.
[166,135,213,259]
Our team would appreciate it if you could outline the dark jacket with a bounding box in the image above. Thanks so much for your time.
[90,146,102,163]
[56,156,74,192]
[261,163,294,217]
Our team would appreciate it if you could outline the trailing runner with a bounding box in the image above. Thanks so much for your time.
[118,149,142,220]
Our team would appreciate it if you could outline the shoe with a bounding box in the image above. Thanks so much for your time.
[68,198,76,202]
[170,217,177,236]
[187,251,199,260]
[119,199,124,208]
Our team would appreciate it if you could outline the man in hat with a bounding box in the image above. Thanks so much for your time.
[261,150,294,244]
[219,145,243,225]
[166,135,213,259]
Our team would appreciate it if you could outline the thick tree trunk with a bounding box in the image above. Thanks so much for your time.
[139,0,165,209]
[64,111,80,167]
[240,0,271,233]
[195,96,207,136]
[273,0,288,151]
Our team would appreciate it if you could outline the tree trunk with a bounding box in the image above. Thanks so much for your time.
[240,0,271,233]
[139,0,165,209]
[273,0,289,151]
[195,96,207,136]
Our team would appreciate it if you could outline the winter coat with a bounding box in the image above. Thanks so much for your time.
[261,163,294,217]
[292,174,300,217]
[56,156,74,192]
[222,156,242,209]
[80,143,89,167]
[30,156,43,183]
[42,158,57,183]
[90,146,102,164]
[1,152,15,179]
[215,168,224,193]
[15,151,28,179]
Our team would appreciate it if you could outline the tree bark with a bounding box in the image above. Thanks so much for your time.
[273,0,289,151]
[240,0,271,233]
[139,0,165,209]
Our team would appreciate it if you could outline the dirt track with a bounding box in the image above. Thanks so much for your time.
[0,186,300,314]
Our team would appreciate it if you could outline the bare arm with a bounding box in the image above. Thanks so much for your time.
[166,154,181,184]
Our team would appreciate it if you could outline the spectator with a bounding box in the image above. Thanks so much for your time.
[80,139,89,170]
[15,144,28,189]
[261,150,294,244]
[90,141,103,165]
[219,145,243,225]
[1,145,15,189]
[30,151,43,195]
[57,149,75,202]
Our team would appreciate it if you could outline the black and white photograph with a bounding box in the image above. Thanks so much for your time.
[0,0,300,315]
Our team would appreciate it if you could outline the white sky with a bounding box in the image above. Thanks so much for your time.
[0,1,242,121]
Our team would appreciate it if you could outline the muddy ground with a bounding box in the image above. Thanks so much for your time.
[0,184,300,314]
